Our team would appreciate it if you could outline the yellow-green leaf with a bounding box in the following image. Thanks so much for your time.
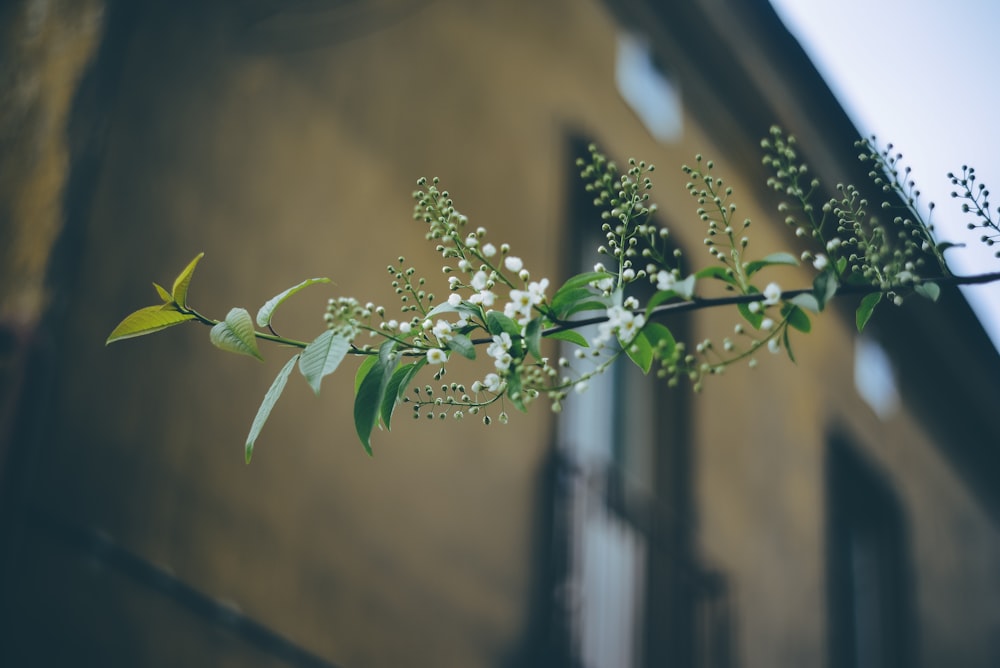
[106,305,196,344]
[153,282,172,303]
[210,307,263,360]
[171,252,205,309]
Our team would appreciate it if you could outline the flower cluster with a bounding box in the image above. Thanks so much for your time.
[108,127,988,459]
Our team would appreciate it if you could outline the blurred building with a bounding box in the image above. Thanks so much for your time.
[2,0,1000,666]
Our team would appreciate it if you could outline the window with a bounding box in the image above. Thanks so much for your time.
[826,434,914,668]
[549,137,712,667]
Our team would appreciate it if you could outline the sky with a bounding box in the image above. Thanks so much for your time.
[768,0,1000,350]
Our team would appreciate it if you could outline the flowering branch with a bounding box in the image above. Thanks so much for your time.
[106,127,1000,461]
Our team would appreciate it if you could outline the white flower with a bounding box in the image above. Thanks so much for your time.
[487,332,513,370]
[482,243,497,257]
[623,296,639,310]
[432,319,453,342]
[471,270,489,291]
[426,348,447,364]
[465,234,478,248]
[448,293,462,306]
[504,256,523,272]
[767,338,781,354]
[761,318,774,331]
[399,322,412,334]
[504,278,548,324]
[813,254,829,271]
[618,312,646,343]
[656,270,676,291]
[748,301,761,314]
[763,282,782,306]
[483,373,502,393]
[826,238,842,252]
[594,276,615,292]
[469,289,496,307]
[458,259,471,272]
[574,381,589,394]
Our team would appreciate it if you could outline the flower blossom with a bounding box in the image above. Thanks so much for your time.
[426,348,447,364]
[482,372,503,393]
[595,305,646,347]
[470,271,489,291]
[487,332,513,371]
[763,282,782,306]
[504,278,549,324]
[468,289,496,307]
[504,256,524,272]
[432,319,453,343]
[656,270,676,291]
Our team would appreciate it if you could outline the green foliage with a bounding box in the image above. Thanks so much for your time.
[354,341,400,455]
[210,308,264,360]
[245,354,299,463]
[106,128,1000,459]
[299,330,352,394]
[257,277,332,329]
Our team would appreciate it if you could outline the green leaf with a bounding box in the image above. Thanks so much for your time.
[813,271,838,311]
[745,252,799,276]
[694,265,737,285]
[545,329,589,347]
[789,293,820,314]
[153,282,172,303]
[256,277,332,328]
[643,322,676,358]
[783,327,796,364]
[353,341,399,454]
[446,333,476,360]
[782,304,811,333]
[106,305,196,344]
[354,354,378,394]
[645,289,678,314]
[486,311,521,337]
[171,252,205,309]
[622,331,653,374]
[245,354,299,464]
[505,366,527,412]
[856,292,883,332]
[675,274,697,300]
[914,281,940,302]
[425,300,482,321]
[554,271,612,295]
[298,329,352,394]
[524,318,543,361]
[381,360,426,430]
[549,286,597,319]
[738,302,764,330]
[210,307,263,360]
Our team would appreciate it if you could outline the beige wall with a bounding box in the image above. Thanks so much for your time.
[4,0,1000,666]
